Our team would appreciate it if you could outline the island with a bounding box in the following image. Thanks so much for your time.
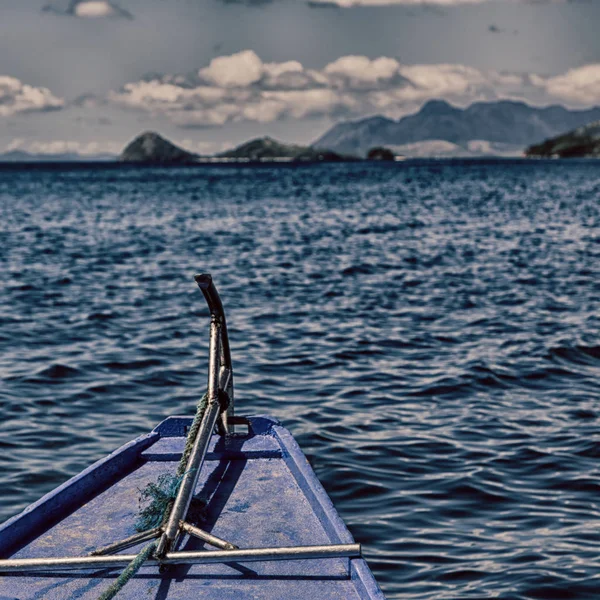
[120,132,199,164]
[525,121,600,158]
[367,147,396,161]
[120,133,356,164]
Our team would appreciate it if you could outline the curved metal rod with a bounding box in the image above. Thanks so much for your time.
[156,274,235,557]
[194,273,234,433]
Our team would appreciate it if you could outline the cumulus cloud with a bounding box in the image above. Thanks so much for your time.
[539,65,600,105]
[324,56,409,89]
[0,76,64,117]
[43,1,133,19]
[107,51,600,127]
[200,50,265,88]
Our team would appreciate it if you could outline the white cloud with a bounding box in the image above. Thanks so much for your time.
[5,137,231,157]
[263,61,304,79]
[399,63,487,96]
[308,0,587,5]
[75,1,118,17]
[324,56,404,89]
[309,0,496,5]
[5,139,121,155]
[43,1,133,19]
[0,76,64,117]
[199,50,264,88]
[107,51,600,127]
[539,65,600,105]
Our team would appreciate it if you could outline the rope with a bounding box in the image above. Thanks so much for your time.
[176,393,209,478]
[95,392,214,600]
[96,540,157,600]
[134,393,209,532]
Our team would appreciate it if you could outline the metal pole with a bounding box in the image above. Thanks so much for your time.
[180,521,238,551]
[0,544,361,573]
[195,273,234,434]
[156,314,222,556]
[90,527,162,556]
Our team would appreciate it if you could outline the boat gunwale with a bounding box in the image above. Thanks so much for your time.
[0,431,159,559]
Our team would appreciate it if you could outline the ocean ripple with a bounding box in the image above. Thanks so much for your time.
[0,160,599,598]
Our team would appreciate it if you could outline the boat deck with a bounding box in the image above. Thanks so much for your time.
[0,416,384,599]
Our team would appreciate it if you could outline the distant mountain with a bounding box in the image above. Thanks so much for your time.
[314,100,600,156]
[217,136,353,162]
[0,150,115,162]
[525,121,600,158]
[120,132,198,163]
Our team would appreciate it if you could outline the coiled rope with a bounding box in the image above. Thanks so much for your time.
[96,393,210,600]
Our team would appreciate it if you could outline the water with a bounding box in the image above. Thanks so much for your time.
[1,160,599,599]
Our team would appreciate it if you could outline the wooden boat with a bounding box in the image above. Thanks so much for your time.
[0,274,385,599]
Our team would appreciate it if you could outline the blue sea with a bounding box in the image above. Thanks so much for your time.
[1,160,599,599]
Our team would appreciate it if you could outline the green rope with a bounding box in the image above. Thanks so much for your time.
[95,392,210,600]
[96,540,157,600]
[176,392,208,478]
[134,472,185,532]
[133,393,209,532]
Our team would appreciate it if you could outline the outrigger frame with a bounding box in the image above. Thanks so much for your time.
[0,274,360,574]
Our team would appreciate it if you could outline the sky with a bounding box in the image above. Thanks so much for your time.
[1,0,600,155]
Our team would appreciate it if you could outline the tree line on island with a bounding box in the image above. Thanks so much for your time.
[524,122,600,158]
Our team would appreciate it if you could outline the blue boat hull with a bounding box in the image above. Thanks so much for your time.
[0,416,385,599]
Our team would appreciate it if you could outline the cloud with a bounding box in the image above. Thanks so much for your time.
[108,52,357,126]
[211,0,596,6]
[539,65,600,105]
[5,138,122,156]
[5,137,229,157]
[217,0,274,4]
[0,76,64,117]
[43,1,133,19]
[72,93,106,108]
[307,0,587,5]
[324,56,409,89]
[199,50,265,88]
[107,51,600,127]
[214,0,499,5]
[308,0,492,5]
